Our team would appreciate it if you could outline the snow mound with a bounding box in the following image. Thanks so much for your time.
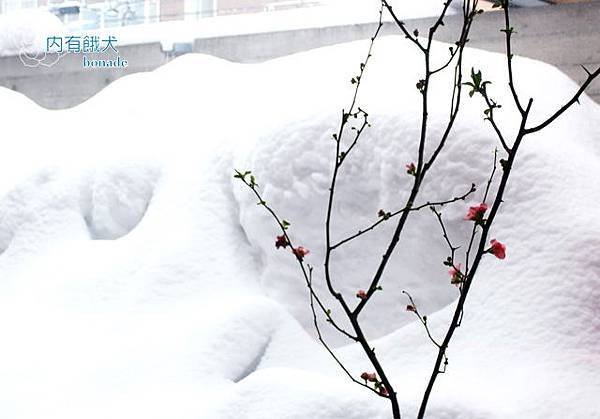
[0,34,599,419]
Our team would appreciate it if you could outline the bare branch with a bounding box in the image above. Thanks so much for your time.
[381,0,426,53]
[331,184,476,250]
[234,172,358,342]
[524,65,600,134]
[424,4,478,171]
[502,0,526,115]
[403,290,442,349]
[307,266,384,398]
[480,89,510,153]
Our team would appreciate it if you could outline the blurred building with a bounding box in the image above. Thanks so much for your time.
[0,0,319,28]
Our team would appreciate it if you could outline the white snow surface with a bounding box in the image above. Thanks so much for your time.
[0,35,599,419]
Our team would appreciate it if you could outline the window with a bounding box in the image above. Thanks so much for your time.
[1,0,38,14]
[185,0,215,20]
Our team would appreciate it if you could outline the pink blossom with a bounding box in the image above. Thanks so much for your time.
[360,372,377,382]
[465,203,488,221]
[406,162,416,175]
[449,263,463,284]
[379,383,389,396]
[489,239,506,259]
[292,246,310,261]
[356,290,367,300]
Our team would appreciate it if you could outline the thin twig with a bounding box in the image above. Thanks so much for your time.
[403,291,442,349]
[331,184,476,250]
[381,0,426,53]
[235,173,358,342]
[307,266,384,397]
[502,0,525,115]
[524,65,600,134]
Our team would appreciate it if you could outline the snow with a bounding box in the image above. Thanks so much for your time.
[0,33,599,419]
[0,10,65,58]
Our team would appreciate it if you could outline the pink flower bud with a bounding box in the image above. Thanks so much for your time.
[489,239,506,259]
[292,246,310,261]
[275,235,288,249]
[379,383,389,396]
[356,290,367,300]
[449,264,463,284]
[360,372,377,382]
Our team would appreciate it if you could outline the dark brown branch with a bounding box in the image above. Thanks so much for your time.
[348,6,384,115]
[331,184,476,250]
[464,149,497,280]
[306,266,384,397]
[417,98,534,419]
[480,89,510,153]
[431,206,459,259]
[353,0,479,329]
[339,110,369,165]
[524,65,600,135]
[321,3,386,325]
[323,7,402,416]
[403,291,442,349]
[502,0,525,115]
[424,4,477,171]
[381,0,426,53]
[235,172,358,342]
[428,0,456,46]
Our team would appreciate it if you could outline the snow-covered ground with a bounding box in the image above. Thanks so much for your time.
[0,34,599,418]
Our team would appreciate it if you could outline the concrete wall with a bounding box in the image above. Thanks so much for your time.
[423,0,600,101]
[1,1,598,109]
[0,43,166,109]
[192,23,384,62]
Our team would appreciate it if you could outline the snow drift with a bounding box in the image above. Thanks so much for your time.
[0,34,599,419]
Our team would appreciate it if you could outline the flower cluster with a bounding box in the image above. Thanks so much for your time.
[356,289,367,300]
[463,203,507,260]
[445,204,507,285]
[275,235,309,261]
[406,162,416,176]
[360,372,389,397]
